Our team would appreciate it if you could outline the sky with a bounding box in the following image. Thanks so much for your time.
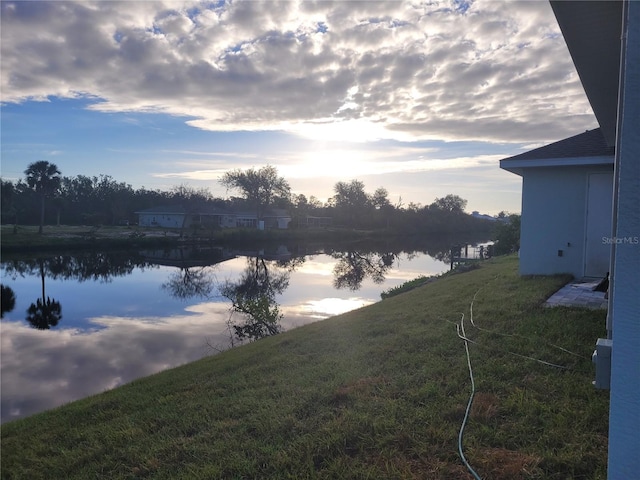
[0,0,598,215]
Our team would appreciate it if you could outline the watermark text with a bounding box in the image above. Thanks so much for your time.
[602,236,639,245]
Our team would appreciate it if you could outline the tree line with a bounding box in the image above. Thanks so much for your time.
[1,161,496,234]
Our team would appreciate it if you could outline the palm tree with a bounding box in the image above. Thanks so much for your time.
[26,297,62,329]
[24,161,62,234]
[25,259,62,330]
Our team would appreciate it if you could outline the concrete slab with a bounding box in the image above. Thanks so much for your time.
[544,280,608,309]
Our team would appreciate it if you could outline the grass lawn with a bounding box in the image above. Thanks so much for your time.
[0,255,608,479]
[0,225,180,252]
[0,224,387,253]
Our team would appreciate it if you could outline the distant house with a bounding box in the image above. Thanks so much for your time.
[500,128,615,279]
[232,209,291,229]
[136,206,191,229]
[135,207,291,230]
[304,216,333,228]
[262,209,292,229]
[234,212,258,229]
[471,211,501,222]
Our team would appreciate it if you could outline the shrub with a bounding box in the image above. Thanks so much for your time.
[492,214,520,255]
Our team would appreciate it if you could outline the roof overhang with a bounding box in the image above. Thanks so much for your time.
[500,155,614,176]
[549,1,623,146]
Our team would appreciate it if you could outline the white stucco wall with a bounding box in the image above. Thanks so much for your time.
[221,215,236,228]
[276,217,291,229]
[608,2,640,476]
[138,213,188,228]
[519,164,613,278]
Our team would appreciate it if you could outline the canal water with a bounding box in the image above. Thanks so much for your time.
[0,239,484,423]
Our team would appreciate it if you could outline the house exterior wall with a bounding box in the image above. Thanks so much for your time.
[220,215,236,228]
[519,164,613,278]
[138,213,188,228]
[608,2,640,475]
[305,216,333,228]
[235,215,257,228]
[278,217,292,229]
[136,210,292,229]
[264,216,292,229]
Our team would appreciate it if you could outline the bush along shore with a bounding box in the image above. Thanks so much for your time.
[0,255,608,479]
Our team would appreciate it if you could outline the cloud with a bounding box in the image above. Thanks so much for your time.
[1,0,596,144]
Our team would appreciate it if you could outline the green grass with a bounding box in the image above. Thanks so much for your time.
[381,263,481,299]
[0,255,608,479]
[380,274,434,298]
[0,225,179,252]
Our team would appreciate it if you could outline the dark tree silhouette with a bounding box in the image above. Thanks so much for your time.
[220,165,290,222]
[1,284,16,318]
[492,214,521,255]
[1,179,18,226]
[24,161,62,234]
[26,297,62,330]
[429,194,467,213]
[332,179,371,227]
[25,259,62,330]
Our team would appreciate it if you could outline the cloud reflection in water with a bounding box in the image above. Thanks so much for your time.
[284,297,373,320]
[0,297,346,423]
[0,302,231,423]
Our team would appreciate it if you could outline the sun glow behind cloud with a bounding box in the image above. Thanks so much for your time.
[150,139,506,183]
[269,151,505,180]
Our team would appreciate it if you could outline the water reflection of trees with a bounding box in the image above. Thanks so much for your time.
[25,259,62,330]
[26,297,62,329]
[2,251,154,283]
[331,251,397,291]
[157,248,225,300]
[323,236,460,291]
[1,284,16,318]
[0,235,486,336]
[153,247,305,343]
[2,251,153,330]
[322,234,490,288]
[220,255,303,342]
[162,267,216,300]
